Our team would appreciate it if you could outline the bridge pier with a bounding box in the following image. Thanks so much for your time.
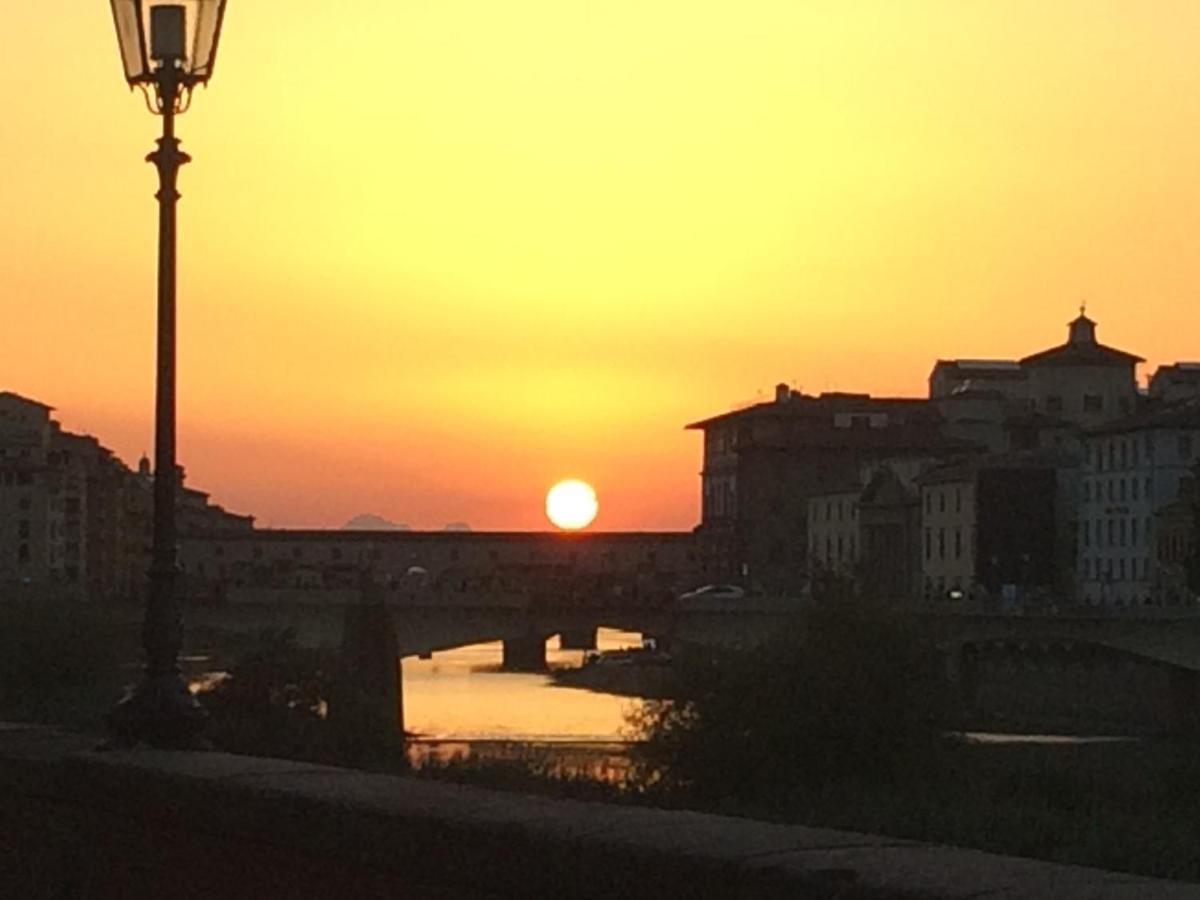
[503,632,549,671]
[558,627,596,651]
[337,579,405,745]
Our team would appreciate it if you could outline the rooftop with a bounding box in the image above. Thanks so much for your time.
[1019,314,1144,368]
[0,390,54,411]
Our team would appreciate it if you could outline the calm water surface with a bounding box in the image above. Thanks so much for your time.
[401,627,644,741]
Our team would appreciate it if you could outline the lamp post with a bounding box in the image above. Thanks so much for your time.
[107,0,229,748]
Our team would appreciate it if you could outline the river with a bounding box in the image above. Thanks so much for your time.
[402,627,644,741]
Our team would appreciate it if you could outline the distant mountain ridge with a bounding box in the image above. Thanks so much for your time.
[342,513,409,531]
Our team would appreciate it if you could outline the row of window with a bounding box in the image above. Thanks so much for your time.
[924,526,969,562]
[923,486,965,517]
[810,534,857,563]
[1079,517,1154,550]
[1080,556,1151,582]
[1160,535,1196,564]
[1083,476,1154,505]
[1087,433,1195,472]
[702,477,737,518]
[810,499,857,523]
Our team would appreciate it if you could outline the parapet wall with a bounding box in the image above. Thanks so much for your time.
[0,724,1191,899]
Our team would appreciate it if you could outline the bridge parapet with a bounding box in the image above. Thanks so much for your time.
[1,724,1194,899]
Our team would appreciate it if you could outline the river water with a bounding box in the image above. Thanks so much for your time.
[402,627,644,741]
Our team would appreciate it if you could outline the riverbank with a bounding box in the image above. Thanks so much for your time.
[416,734,1200,883]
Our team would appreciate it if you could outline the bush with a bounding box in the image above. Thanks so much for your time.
[200,628,405,769]
[629,602,950,809]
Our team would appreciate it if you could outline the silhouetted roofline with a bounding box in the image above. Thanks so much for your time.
[0,390,54,411]
[685,395,931,430]
[1019,342,1144,367]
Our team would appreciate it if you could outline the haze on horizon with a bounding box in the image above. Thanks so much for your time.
[4,2,1199,530]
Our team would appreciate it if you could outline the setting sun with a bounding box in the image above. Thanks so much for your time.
[545,480,599,530]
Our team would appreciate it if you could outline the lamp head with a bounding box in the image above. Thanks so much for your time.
[110,0,228,106]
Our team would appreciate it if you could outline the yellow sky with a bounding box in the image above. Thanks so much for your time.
[4,2,1200,529]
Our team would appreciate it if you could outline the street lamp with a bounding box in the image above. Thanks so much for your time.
[107,1,228,747]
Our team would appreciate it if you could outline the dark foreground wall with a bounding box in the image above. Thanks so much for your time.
[0,724,1191,900]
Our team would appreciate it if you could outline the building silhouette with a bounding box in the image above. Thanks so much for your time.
[0,391,251,602]
[688,313,1200,605]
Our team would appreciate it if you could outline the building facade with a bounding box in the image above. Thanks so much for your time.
[0,391,250,602]
[1077,402,1200,606]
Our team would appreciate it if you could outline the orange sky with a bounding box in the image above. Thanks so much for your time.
[4,2,1200,530]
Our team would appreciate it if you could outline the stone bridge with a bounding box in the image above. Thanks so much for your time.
[186,592,1200,734]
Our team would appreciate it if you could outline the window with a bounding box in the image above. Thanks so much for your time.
[1119,480,1126,502]
[1108,520,1115,545]
[17,496,30,511]
[1084,395,1104,413]
[1131,479,1139,502]
[924,529,931,560]
[955,488,962,514]
[1046,395,1063,414]
[939,491,946,514]
[1119,519,1126,547]
[938,528,946,560]
[253,546,263,560]
[1119,441,1128,469]
[18,520,30,539]
[1083,521,1090,548]
[954,528,962,560]
[18,544,29,564]
[1180,435,1194,462]
[1108,480,1115,503]
[1084,481,1091,502]
[1131,518,1139,546]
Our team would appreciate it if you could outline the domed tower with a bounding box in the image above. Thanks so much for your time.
[1019,309,1143,426]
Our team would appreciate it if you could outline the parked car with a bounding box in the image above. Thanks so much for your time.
[679,584,747,602]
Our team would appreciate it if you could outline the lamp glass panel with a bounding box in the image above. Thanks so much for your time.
[189,0,226,80]
[110,0,149,83]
